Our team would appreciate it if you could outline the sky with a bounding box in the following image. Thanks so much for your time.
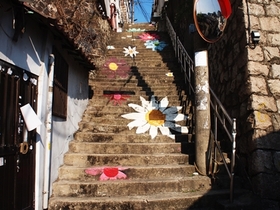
[134,0,153,23]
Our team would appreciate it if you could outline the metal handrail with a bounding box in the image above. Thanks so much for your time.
[165,13,236,203]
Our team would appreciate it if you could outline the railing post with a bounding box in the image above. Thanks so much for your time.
[194,33,211,175]
[230,118,237,202]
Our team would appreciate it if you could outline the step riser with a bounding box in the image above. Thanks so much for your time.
[69,142,182,154]
[78,124,188,134]
[79,121,187,131]
[89,82,182,88]
[48,191,232,210]
[64,154,189,167]
[88,95,186,102]
[58,166,196,181]
[52,178,211,197]
[91,89,181,96]
[73,133,184,143]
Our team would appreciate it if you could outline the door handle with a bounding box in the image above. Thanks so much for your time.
[19,142,29,154]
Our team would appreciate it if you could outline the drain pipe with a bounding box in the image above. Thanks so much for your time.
[43,54,55,209]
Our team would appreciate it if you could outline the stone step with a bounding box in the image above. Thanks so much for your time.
[58,165,196,181]
[106,47,174,54]
[51,175,211,197]
[78,122,188,135]
[91,83,185,91]
[89,81,182,88]
[48,189,241,210]
[89,78,185,86]
[91,88,182,96]
[86,97,187,108]
[91,77,183,84]
[82,105,187,114]
[73,132,190,143]
[97,69,183,77]
[107,47,173,53]
[79,119,187,132]
[109,41,173,46]
[69,141,184,154]
[63,153,189,167]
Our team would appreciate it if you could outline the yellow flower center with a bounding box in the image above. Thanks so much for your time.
[109,62,118,71]
[145,110,165,126]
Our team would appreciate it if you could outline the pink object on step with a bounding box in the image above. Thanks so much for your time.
[85,166,129,181]
[104,93,130,106]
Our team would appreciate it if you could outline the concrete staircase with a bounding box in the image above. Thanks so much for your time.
[48,23,240,210]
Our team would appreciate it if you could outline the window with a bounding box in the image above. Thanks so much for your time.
[52,47,68,119]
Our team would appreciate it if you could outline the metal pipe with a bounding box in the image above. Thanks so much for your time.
[42,54,55,209]
[230,118,237,203]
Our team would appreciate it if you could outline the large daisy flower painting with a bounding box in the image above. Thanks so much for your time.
[123,46,139,58]
[121,96,189,139]
[102,57,131,79]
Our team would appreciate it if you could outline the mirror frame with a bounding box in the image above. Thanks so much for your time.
[193,0,231,43]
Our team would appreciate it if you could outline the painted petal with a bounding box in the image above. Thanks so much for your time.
[99,173,110,181]
[116,171,127,179]
[118,167,129,171]
[159,126,171,136]
[170,126,189,133]
[165,113,187,121]
[150,96,158,109]
[149,125,158,139]
[128,103,146,113]
[164,121,176,127]
[85,168,103,176]
[140,96,150,110]
[136,123,150,134]
[127,119,147,129]
[121,112,144,120]
[162,106,182,114]
[159,96,169,108]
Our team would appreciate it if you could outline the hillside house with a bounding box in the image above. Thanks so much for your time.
[0,0,129,209]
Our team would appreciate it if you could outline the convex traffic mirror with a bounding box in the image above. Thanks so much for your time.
[193,0,232,43]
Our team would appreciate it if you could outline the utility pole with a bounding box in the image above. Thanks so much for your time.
[131,0,134,24]
[193,32,211,176]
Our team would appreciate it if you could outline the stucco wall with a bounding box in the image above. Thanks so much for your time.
[49,39,89,197]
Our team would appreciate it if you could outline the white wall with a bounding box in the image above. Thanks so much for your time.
[49,40,89,191]
[0,3,89,209]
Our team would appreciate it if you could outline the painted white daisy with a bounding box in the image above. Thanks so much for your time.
[123,46,139,58]
[121,96,189,139]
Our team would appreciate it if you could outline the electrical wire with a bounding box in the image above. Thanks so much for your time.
[134,0,152,23]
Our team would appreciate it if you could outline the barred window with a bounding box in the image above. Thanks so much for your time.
[52,47,68,119]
